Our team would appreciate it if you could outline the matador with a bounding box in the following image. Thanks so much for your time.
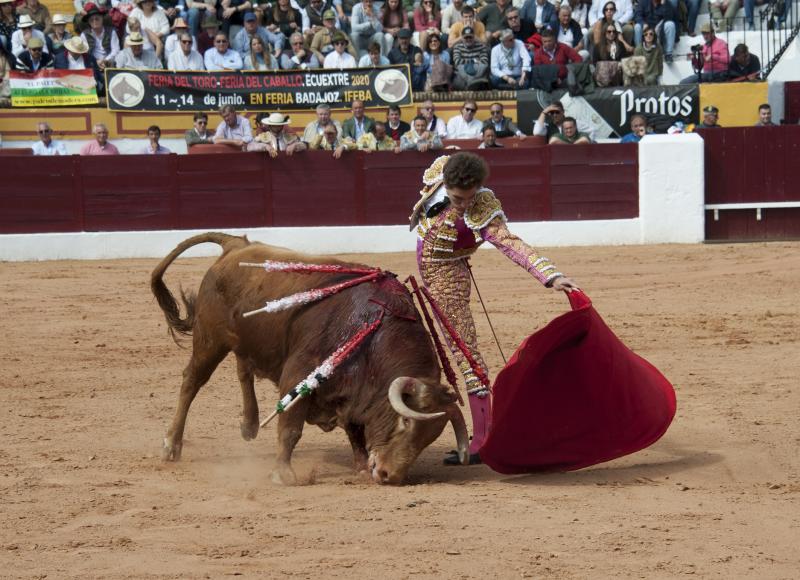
[410,152,579,464]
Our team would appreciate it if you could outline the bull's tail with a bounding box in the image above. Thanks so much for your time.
[150,232,249,342]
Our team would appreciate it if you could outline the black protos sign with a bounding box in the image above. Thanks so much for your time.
[105,66,412,112]
[517,86,700,137]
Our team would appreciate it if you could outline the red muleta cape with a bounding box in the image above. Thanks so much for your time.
[480,290,676,474]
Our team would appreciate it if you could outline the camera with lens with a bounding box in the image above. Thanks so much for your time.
[690,44,704,74]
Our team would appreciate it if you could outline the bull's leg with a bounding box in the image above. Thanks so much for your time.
[344,423,369,473]
[271,398,310,486]
[271,359,312,485]
[236,355,259,441]
[163,342,228,461]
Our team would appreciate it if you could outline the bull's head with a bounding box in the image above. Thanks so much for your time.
[366,377,469,484]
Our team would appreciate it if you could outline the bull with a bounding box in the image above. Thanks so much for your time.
[150,232,469,484]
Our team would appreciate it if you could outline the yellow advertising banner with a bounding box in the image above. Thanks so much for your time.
[699,82,768,127]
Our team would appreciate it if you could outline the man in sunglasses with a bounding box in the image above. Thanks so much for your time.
[447,99,483,139]
[15,36,53,72]
[32,122,68,156]
[204,32,243,70]
[185,112,214,147]
[167,31,205,70]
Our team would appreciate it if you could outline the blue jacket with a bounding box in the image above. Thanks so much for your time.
[520,0,559,32]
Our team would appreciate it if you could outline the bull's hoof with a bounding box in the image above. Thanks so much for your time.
[271,465,297,486]
[162,438,182,462]
[240,420,259,441]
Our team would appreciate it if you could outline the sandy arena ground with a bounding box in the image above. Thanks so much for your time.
[1,241,799,579]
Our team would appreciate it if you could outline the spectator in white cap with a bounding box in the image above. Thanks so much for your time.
[48,14,73,68]
[15,35,54,71]
[115,31,163,68]
[79,4,120,71]
[168,30,205,70]
[11,14,49,57]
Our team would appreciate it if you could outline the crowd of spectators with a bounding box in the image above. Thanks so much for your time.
[22,98,790,156]
[0,0,768,104]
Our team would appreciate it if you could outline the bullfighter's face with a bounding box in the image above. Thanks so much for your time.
[446,184,479,215]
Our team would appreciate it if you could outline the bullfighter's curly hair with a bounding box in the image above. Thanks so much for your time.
[443,152,489,190]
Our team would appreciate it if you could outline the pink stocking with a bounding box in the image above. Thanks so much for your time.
[468,391,492,454]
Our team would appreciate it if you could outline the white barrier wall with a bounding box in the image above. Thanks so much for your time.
[0,134,705,261]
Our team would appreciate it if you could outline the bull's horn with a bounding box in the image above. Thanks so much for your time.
[388,377,446,421]
[446,404,470,465]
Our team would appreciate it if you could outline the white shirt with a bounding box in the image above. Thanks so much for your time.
[214,115,253,143]
[67,54,87,70]
[446,114,482,139]
[164,32,197,59]
[127,7,170,51]
[11,29,49,57]
[80,28,120,63]
[32,140,68,155]
[168,49,206,71]
[324,50,356,69]
[204,48,243,71]
[426,116,448,138]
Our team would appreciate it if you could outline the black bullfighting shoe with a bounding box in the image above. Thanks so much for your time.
[443,450,482,466]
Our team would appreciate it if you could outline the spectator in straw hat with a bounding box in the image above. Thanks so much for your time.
[11,14,48,57]
[164,17,196,59]
[79,5,120,70]
[15,35,53,70]
[17,0,52,34]
[114,30,163,68]
[248,112,307,156]
[59,35,105,93]
[323,30,356,68]
[47,14,73,67]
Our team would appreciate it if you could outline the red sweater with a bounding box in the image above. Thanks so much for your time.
[533,42,582,79]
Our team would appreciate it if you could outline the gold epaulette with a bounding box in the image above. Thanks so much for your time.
[463,188,506,231]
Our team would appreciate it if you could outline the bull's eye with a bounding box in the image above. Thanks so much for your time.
[402,418,411,427]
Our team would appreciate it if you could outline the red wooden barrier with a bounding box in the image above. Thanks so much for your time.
[699,126,800,241]
[0,147,639,235]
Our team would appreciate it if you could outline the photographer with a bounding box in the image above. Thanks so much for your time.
[680,21,728,83]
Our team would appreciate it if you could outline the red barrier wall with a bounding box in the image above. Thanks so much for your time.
[0,146,638,235]
[699,126,800,241]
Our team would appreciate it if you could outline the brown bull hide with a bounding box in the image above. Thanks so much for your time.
[151,232,467,484]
